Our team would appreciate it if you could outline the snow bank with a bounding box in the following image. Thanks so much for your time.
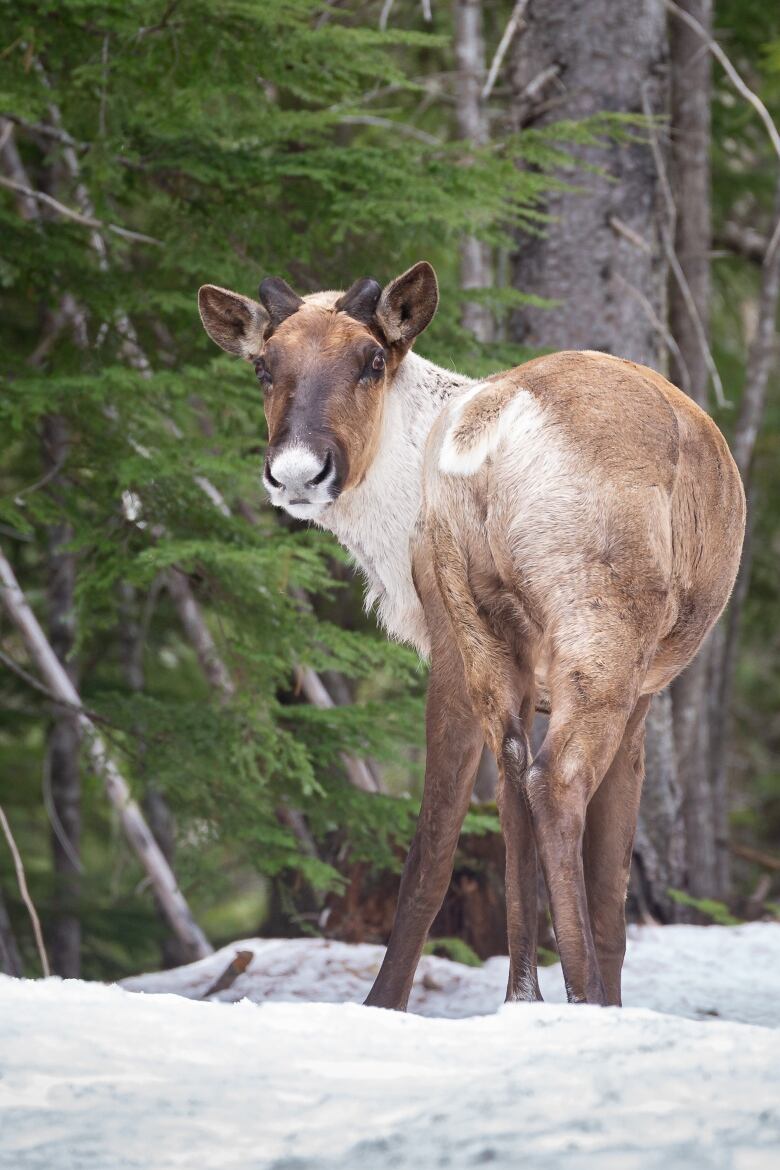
[121,922,780,1028]
[1,925,779,1169]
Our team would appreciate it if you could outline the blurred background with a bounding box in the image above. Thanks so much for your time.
[0,0,777,981]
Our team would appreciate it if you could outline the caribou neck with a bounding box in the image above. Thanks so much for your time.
[321,350,474,657]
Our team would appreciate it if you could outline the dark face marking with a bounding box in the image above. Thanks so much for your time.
[262,304,389,499]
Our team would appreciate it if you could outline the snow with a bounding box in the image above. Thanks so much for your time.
[1,925,779,1169]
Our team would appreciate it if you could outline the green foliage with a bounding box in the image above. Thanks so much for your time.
[423,937,483,968]
[667,890,742,927]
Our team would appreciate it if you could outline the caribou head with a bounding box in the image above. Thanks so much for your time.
[198,261,438,520]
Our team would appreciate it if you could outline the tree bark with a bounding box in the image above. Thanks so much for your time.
[508,0,667,362]
[41,414,82,977]
[508,0,683,918]
[454,0,494,343]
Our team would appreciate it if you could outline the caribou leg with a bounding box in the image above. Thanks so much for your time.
[583,695,652,1005]
[428,518,541,1004]
[364,628,483,1011]
[498,709,543,1003]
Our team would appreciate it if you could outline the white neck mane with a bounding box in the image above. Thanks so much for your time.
[318,350,473,658]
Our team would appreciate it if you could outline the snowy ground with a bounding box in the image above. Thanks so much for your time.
[1,925,779,1169]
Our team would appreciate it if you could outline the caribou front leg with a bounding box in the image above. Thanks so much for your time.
[364,637,483,1011]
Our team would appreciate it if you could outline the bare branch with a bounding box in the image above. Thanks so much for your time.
[43,753,85,875]
[0,112,85,149]
[609,215,653,253]
[0,647,110,726]
[613,271,692,395]
[0,804,50,977]
[337,115,441,146]
[482,0,529,102]
[0,175,162,245]
[665,1,780,164]
[641,85,728,407]
[715,221,768,265]
[730,842,780,872]
[378,0,395,31]
[295,666,382,794]
[164,568,236,703]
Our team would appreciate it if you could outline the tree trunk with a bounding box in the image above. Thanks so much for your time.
[508,0,682,918]
[508,0,667,361]
[41,414,82,977]
[0,886,23,976]
[665,0,721,902]
[667,0,712,409]
[454,0,494,342]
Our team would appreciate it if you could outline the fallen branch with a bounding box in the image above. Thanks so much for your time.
[0,548,213,959]
[202,949,254,998]
[0,804,50,976]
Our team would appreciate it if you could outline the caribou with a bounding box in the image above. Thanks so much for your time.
[198,261,745,1010]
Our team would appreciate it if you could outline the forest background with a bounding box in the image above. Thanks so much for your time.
[0,0,778,981]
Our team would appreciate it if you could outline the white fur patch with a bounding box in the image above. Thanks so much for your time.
[268,443,324,488]
[265,442,337,517]
[438,386,539,476]
[320,351,473,658]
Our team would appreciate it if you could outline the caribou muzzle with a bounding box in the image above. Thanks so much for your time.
[263,441,340,519]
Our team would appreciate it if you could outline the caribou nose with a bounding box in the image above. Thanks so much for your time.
[265,444,334,497]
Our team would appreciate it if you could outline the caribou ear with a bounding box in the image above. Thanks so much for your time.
[258,276,304,331]
[376,261,439,348]
[198,285,269,359]
[335,277,383,326]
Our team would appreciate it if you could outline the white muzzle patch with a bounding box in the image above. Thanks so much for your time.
[263,442,337,520]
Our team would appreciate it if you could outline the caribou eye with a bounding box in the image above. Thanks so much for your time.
[253,357,272,387]
[362,350,386,381]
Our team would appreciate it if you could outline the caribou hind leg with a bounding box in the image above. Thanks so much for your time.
[499,710,543,1003]
[429,519,542,1004]
[582,695,651,1005]
[525,641,659,1005]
